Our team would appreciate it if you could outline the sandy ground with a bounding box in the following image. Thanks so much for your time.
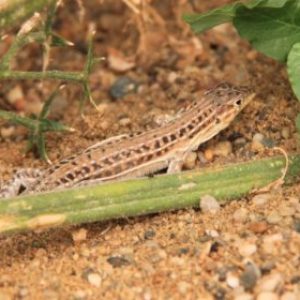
[0,1,299,299]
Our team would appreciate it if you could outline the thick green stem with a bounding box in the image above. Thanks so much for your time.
[0,155,299,235]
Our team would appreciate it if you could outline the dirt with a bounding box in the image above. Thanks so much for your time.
[0,1,300,299]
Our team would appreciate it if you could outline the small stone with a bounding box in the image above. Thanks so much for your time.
[226,272,240,288]
[257,273,283,292]
[119,117,131,126]
[177,281,191,294]
[233,207,249,223]
[183,152,197,170]
[72,228,87,242]
[238,242,257,257]
[197,151,207,164]
[107,255,131,267]
[110,76,138,99]
[257,292,279,300]
[205,229,219,238]
[253,133,264,143]
[240,263,260,291]
[234,293,254,300]
[279,206,295,217]
[96,103,109,114]
[144,228,156,240]
[87,273,102,287]
[251,133,265,151]
[261,137,275,148]
[266,211,282,224]
[262,233,283,255]
[167,72,179,83]
[281,127,290,139]
[213,141,232,157]
[280,291,298,300]
[251,140,264,151]
[0,126,15,139]
[7,85,24,105]
[233,137,247,147]
[73,290,87,300]
[200,195,220,214]
[260,261,276,274]
[204,148,214,161]
[290,275,300,284]
[251,194,271,206]
[248,221,268,234]
[293,219,300,233]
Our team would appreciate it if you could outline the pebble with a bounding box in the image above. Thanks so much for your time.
[240,263,260,291]
[266,211,282,224]
[183,152,197,170]
[234,293,254,300]
[205,229,219,238]
[7,85,24,104]
[280,291,299,300]
[257,292,279,300]
[72,228,87,242]
[119,117,131,126]
[251,140,264,151]
[226,272,240,288]
[0,126,15,139]
[262,233,283,254]
[253,133,264,143]
[238,242,257,257]
[293,219,300,233]
[251,133,265,151]
[233,207,249,223]
[256,273,283,292]
[110,76,138,99]
[87,273,102,287]
[278,206,295,217]
[73,290,88,300]
[204,148,214,161]
[213,141,232,157]
[260,261,276,274]
[167,72,179,83]
[107,255,131,267]
[144,228,156,240]
[233,137,247,148]
[281,127,290,139]
[251,193,271,206]
[248,221,268,234]
[200,195,220,214]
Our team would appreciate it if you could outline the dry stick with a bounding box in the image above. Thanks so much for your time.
[0,154,299,235]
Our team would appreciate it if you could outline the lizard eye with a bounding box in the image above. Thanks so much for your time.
[235,99,242,106]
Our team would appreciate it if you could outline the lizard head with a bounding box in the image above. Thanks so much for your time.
[204,82,255,127]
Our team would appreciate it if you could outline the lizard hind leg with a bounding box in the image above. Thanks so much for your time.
[0,168,43,199]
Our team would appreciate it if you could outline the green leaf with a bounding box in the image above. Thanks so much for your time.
[51,33,74,47]
[233,0,300,62]
[288,42,300,100]
[182,0,290,33]
[183,3,239,33]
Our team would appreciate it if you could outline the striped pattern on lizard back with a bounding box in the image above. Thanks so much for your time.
[25,83,254,194]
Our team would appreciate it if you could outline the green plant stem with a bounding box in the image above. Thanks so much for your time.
[0,154,299,235]
[0,70,85,82]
